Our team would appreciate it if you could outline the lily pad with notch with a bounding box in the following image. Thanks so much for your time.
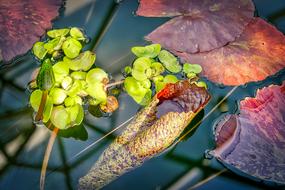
[211,81,285,185]
[176,18,285,86]
[137,0,254,53]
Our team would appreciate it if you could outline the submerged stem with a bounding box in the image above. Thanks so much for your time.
[40,127,59,190]
[35,90,48,121]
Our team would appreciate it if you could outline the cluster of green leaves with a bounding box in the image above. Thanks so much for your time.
[30,28,118,130]
[123,44,206,105]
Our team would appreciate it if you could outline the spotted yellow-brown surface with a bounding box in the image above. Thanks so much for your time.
[79,81,210,189]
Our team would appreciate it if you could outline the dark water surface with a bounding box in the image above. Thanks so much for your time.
[0,0,285,189]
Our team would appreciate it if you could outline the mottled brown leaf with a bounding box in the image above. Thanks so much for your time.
[0,0,62,63]
[176,18,285,86]
[138,0,254,53]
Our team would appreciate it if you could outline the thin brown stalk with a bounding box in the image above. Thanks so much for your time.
[188,169,227,190]
[40,127,59,190]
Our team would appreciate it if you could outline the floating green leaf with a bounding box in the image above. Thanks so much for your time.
[164,75,178,83]
[71,71,86,80]
[139,79,151,89]
[53,61,69,75]
[32,42,47,60]
[53,61,69,84]
[132,57,152,81]
[70,27,86,40]
[124,77,151,105]
[66,104,84,126]
[74,96,83,105]
[151,62,165,76]
[61,76,73,90]
[86,82,107,103]
[30,89,43,111]
[44,37,66,54]
[86,68,108,84]
[64,96,75,107]
[67,51,96,71]
[62,37,82,59]
[131,44,161,58]
[47,28,70,38]
[187,72,197,79]
[158,50,181,73]
[64,96,83,107]
[152,75,164,83]
[51,106,70,129]
[183,63,202,74]
[67,80,83,97]
[49,88,67,105]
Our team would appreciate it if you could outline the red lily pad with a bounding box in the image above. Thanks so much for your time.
[138,0,254,53]
[177,18,285,86]
[212,82,285,185]
[0,0,62,63]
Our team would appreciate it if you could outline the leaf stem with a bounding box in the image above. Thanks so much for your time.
[105,79,124,90]
[40,126,59,190]
[35,90,48,121]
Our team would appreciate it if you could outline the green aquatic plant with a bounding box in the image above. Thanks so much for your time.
[30,27,118,131]
[30,28,207,129]
[124,44,205,105]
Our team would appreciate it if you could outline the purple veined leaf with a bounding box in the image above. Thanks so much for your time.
[176,18,285,86]
[0,0,63,63]
[79,80,211,189]
[137,0,254,53]
[211,81,285,185]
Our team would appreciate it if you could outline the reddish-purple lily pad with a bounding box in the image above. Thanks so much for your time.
[176,18,285,86]
[0,0,62,63]
[212,82,285,185]
[138,0,254,53]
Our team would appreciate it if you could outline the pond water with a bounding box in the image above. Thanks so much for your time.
[0,0,285,189]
